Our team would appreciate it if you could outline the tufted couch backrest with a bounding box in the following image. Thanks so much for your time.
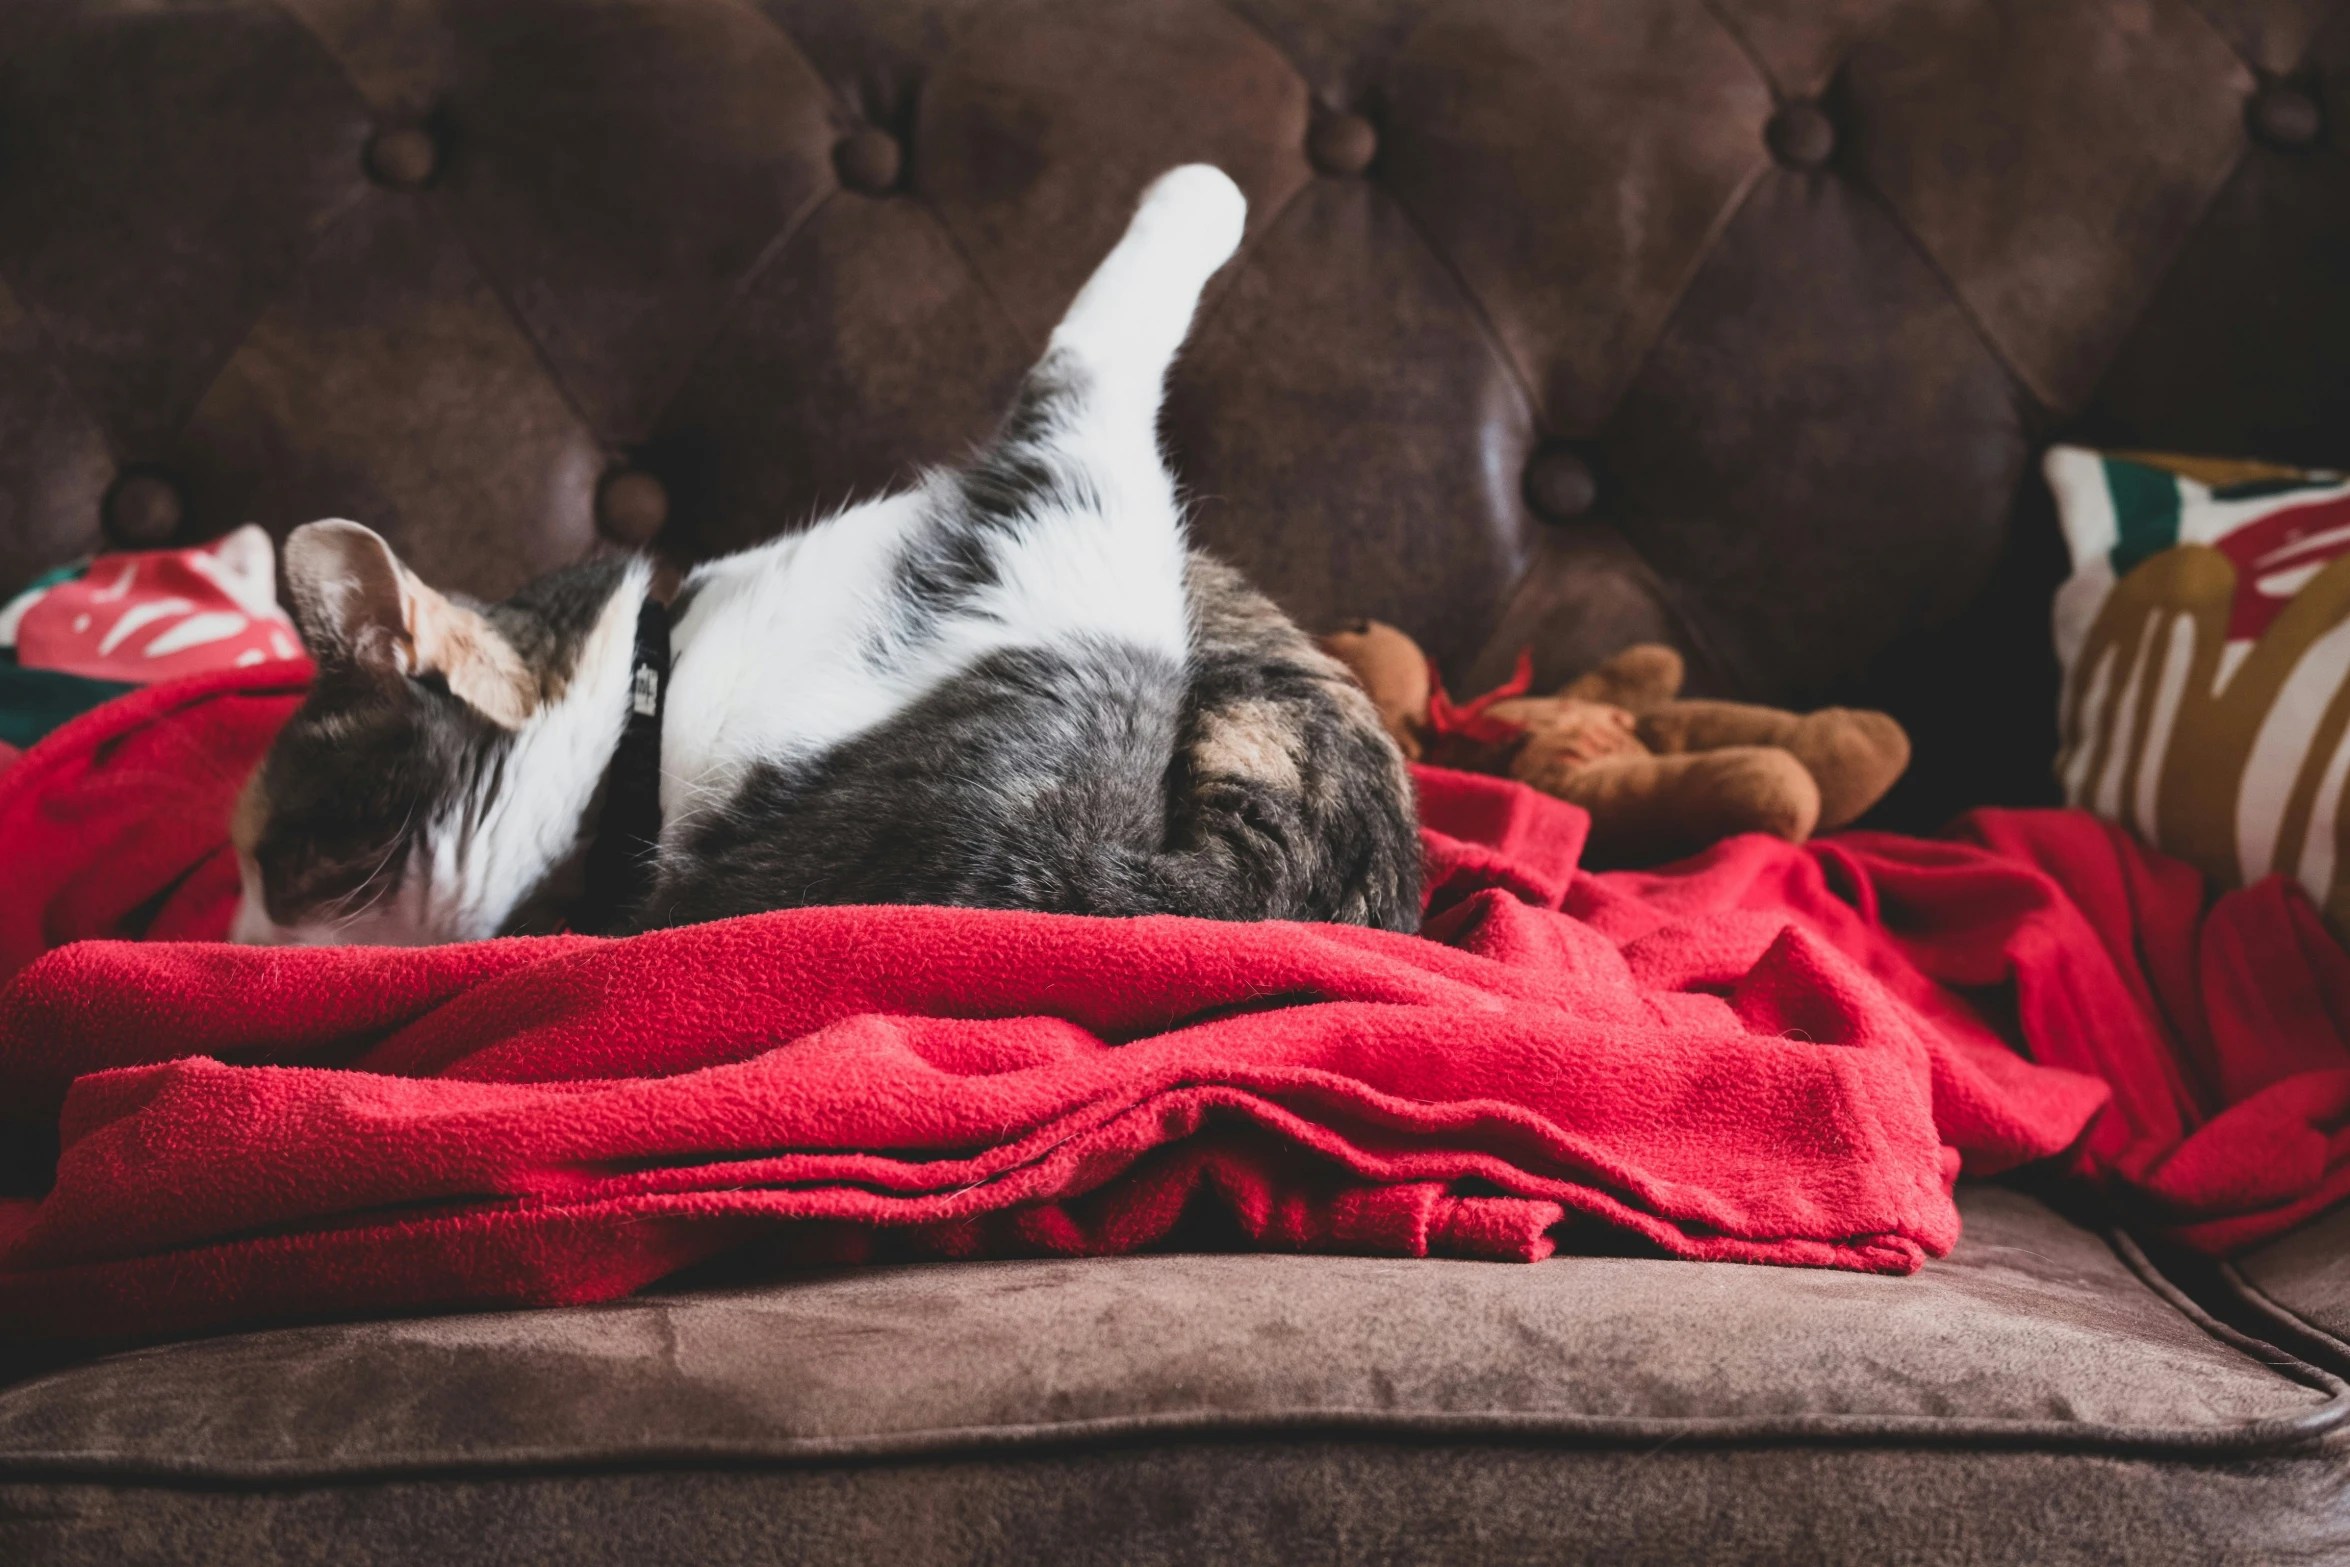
[1,0,2344,825]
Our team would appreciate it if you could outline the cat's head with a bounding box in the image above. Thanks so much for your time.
[231,520,645,946]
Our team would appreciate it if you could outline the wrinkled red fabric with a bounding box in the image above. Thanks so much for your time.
[0,667,2343,1342]
[0,662,309,976]
[1896,813,2350,1253]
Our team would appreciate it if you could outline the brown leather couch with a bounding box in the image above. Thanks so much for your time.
[4,1,2350,1561]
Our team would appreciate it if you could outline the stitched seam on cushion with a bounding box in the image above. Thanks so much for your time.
[633,180,843,451]
[1586,0,1790,434]
[1580,152,1774,444]
[1,1394,2343,1489]
[2054,134,2255,424]
[2179,0,2350,76]
[2110,1226,2350,1426]
[1576,162,1826,706]
[635,4,1001,440]
[2036,0,2350,433]
[1835,170,2047,427]
[1209,0,1448,104]
[1696,0,1782,97]
[727,0,839,112]
[8,1230,2344,1482]
[401,193,608,444]
[1353,176,1546,436]
[1219,0,1553,437]
[1466,525,1744,705]
[610,0,859,441]
[324,184,616,458]
[1197,0,1531,425]
[748,0,1033,366]
[1842,23,2256,419]
[1697,0,1915,104]
[2220,1257,2350,1376]
[248,0,615,452]
[1371,0,1778,438]
[1205,0,1583,675]
[2178,0,2261,71]
[162,180,380,449]
[897,0,1323,356]
[264,0,798,451]
[1813,3,2230,423]
[0,276,123,478]
[118,0,387,458]
[10,1225,2346,1485]
[898,186,1036,367]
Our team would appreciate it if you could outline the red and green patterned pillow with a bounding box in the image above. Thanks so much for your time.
[2046,444,2350,924]
[0,524,302,751]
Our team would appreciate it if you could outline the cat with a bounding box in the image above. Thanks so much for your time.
[229,165,1422,947]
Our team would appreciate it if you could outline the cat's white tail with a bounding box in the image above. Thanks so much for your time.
[1046,165,1247,396]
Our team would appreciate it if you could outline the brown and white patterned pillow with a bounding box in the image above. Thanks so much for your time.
[2046,444,2350,924]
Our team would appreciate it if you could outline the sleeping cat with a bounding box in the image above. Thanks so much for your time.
[229,165,1421,945]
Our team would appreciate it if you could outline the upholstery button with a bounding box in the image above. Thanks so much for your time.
[101,473,184,548]
[596,469,670,546]
[835,129,903,195]
[1522,449,1596,522]
[364,125,439,191]
[2249,82,2322,149]
[1766,102,1836,169]
[1308,112,1378,176]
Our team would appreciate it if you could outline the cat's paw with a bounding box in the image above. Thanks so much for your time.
[1128,164,1247,276]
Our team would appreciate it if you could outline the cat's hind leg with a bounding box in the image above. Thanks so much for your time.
[901,165,1245,664]
[955,165,1246,532]
[1044,164,1246,411]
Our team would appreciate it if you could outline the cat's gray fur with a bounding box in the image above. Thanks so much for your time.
[641,551,1416,929]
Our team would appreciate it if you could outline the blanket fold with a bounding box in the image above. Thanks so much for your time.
[2,668,2347,1340]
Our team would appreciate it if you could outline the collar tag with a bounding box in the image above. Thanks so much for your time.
[578,591,671,935]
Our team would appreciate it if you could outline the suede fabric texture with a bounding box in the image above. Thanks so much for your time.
[0,1189,2344,1564]
[0,2,2345,827]
[8,1447,2350,1567]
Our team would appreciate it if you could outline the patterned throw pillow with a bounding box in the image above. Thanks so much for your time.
[2046,445,2350,925]
[0,524,304,750]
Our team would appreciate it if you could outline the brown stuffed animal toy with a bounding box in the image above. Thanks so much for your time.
[1317,621,1911,867]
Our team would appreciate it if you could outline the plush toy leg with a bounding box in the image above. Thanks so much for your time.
[1636,702,1909,830]
[1550,747,1821,867]
[1633,698,1800,753]
[1561,643,1685,709]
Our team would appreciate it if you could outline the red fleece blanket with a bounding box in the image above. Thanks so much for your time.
[2,666,2347,1341]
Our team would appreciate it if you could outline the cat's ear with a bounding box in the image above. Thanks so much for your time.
[281,520,537,728]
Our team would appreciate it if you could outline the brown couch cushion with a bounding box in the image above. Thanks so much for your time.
[0,1187,2342,1564]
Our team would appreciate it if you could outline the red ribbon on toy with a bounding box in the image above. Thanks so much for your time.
[1425,650,1535,746]
[1423,650,1540,775]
